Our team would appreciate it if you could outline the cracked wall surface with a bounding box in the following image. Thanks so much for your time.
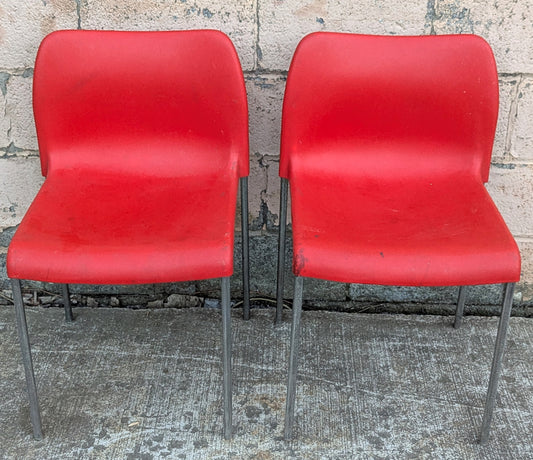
[0,0,532,307]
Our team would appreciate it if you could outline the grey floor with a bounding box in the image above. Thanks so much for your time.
[0,305,531,459]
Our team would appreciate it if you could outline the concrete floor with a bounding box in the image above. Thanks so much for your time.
[0,306,531,459]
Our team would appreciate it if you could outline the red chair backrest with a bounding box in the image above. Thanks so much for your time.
[33,30,249,178]
[280,33,498,183]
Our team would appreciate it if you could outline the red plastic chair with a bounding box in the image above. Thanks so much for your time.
[276,33,521,443]
[8,30,250,440]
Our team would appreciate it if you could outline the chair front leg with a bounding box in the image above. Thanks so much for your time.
[284,276,304,440]
[12,279,43,440]
[61,284,73,322]
[479,282,515,444]
[240,177,250,320]
[276,178,289,324]
[221,277,232,439]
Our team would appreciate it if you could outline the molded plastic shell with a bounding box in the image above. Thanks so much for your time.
[281,33,520,286]
[8,30,249,284]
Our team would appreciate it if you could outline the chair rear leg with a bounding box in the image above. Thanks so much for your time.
[11,279,43,440]
[276,178,289,324]
[479,282,515,444]
[62,284,73,322]
[240,177,250,320]
[454,286,467,329]
[284,276,304,440]
[221,277,232,439]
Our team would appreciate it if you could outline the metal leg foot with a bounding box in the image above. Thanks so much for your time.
[479,282,515,444]
[11,279,43,440]
[284,276,303,440]
[221,277,232,439]
[62,284,73,322]
[454,286,466,329]
[240,177,250,320]
[276,178,289,324]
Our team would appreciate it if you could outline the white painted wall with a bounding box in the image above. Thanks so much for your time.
[1,0,532,300]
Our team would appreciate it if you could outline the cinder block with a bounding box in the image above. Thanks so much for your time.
[248,153,282,230]
[0,157,43,228]
[0,253,7,289]
[517,239,533,289]
[5,75,37,150]
[516,239,533,302]
[248,152,268,228]
[245,73,289,227]
[80,0,257,71]
[258,0,428,70]
[350,284,454,304]
[486,163,533,237]
[0,226,16,247]
[426,0,533,73]
[0,76,9,147]
[0,0,78,69]
[263,155,284,225]
[510,77,533,161]
[493,76,519,160]
[349,283,504,305]
[246,73,285,157]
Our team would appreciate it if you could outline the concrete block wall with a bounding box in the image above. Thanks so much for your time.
[1,0,532,311]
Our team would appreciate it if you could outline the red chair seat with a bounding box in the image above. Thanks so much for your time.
[291,172,520,286]
[280,33,521,288]
[7,169,237,284]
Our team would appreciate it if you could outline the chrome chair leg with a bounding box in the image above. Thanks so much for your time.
[12,279,43,440]
[480,282,515,444]
[240,177,250,320]
[221,277,232,439]
[284,276,304,440]
[276,178,289,324]
[454,286,467,329]
[62,284,73,322]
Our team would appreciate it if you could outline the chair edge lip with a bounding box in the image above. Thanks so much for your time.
[40,28,235,40]
[289,273,522,288]
[5,274,236,286]
[296,30,494,46]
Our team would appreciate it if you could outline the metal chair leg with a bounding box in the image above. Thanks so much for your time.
[454,286,467,329]
[240,177,250,320]
[479,282,515,444]
[284,276,304,440]
[221,277,232,439]
[11,279,43,440]
[276,178,289,324]
[62,284,73,322]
